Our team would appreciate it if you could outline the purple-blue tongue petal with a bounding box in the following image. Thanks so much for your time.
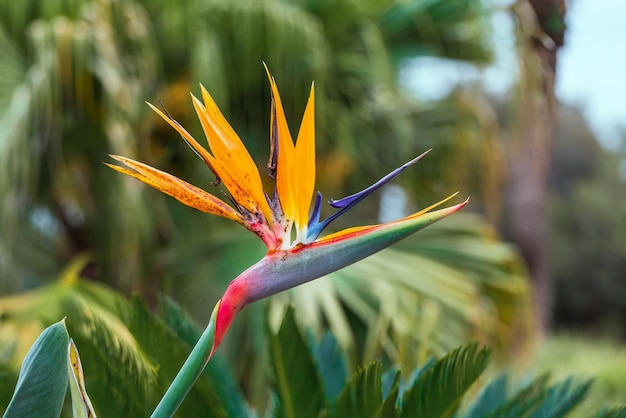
[329,149,431,209]
[306,149,431,242]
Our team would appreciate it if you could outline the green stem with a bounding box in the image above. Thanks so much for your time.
[151,301,220,418]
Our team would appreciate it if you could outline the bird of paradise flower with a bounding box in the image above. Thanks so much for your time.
[107,67,467,417]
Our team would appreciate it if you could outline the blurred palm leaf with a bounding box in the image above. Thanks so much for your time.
[0,0,496,291]
[0,256,246,418]
[0,0,529,409]
[0,0,160,291]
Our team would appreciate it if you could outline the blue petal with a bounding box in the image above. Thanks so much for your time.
[329,150,430,208]
[309,192,323,226]
[305,149,431,242]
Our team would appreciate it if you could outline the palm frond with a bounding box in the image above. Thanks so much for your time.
[380,0,492,64]
[462,374,597,418]
[0,261,236,417]
[397,343,490,418]
[333,362,384,418]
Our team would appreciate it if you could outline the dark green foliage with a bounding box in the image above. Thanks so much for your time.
[333,362,384,418]
[0,362,18,416]
[262,308,625,418]
[310,332,348,401]
[269,308,325,418]
[549,107,626,329]
[397,343,491,418]
[380,0,491,64]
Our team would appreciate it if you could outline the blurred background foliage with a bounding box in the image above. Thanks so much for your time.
[1,0,625,415]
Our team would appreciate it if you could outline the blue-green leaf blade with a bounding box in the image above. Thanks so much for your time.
[462,375,509,418]
[528,377,592,418]
[311,332,347,401]
[3,320,69,418]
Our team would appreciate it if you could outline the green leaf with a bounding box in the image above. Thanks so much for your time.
[462,375,509,418]
[310,332,347,401]
[527,377,592,418]
[3,319,69,418]
[483,375,551,418]
[333,362,383,418]
[0,270,234,417]
[379,370,400,418]
[123,297,226,418]
[156,297,250,418]
[67,339,97,418]
[270,307,325,418]
[398,342,491,418]
[465,375,591,418]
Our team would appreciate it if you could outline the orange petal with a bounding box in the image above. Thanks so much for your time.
[294,84,316,231]
[265,67,296,222]
[194,88,274,222]
[106,156,243,223]
[146,102,220,178]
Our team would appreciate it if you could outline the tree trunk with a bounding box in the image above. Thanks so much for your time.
[505,0,566,335]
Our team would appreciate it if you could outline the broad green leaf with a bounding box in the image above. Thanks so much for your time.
[398,342,491,418]
[270,307,325,418]
[67,339,97,418]
[333,362,383,418]
[3,319,69,418]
